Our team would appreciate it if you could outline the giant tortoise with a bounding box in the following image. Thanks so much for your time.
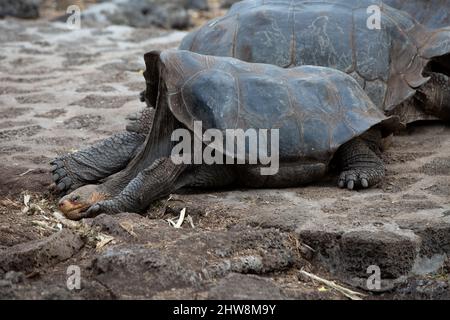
[51,0,450,194]
[57,50,397,219]
[179,0,450,124]
[220,0,450,28]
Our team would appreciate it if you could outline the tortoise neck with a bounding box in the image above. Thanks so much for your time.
[99,171,132,197]
[98,83,180,197]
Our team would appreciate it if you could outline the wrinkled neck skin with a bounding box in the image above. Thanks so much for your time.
[98,171,131,197]
[99,83,180,197]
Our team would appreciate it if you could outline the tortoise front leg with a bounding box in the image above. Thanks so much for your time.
[125,106,155,134]
[335,130,385,190]
[125,90,156,133]
[51,131,145,194]
[84,158,187,215]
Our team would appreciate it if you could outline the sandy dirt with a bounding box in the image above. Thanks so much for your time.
[0,12,449,299]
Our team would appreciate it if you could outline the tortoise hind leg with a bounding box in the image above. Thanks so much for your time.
[335,129,385,190]
[51,131,145,194]
[415,72,450,121]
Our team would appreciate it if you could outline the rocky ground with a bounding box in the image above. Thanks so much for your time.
[0,3,449,300]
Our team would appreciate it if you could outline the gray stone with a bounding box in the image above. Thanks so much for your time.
[207,273,286,299]
[0,0,40,19]
[81,0,205,29]
[0,229,84,273]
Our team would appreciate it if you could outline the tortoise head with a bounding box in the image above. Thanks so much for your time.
[58,184,109,220]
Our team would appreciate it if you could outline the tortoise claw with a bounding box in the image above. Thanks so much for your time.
[56,177,72,192]
[125,109,146,133]
[361,178,369,188]
[126,122,140,133]
[139,90,146,102]
[338,170,378,190]
[85,201,115,216]
[60,176,72,185]
[50,157,81,194]
[86,203,101,216]
[347,180,354,190]
[126,109,144,120]
[56,182,66,191]
[52,168,67,181]
[86,199,123,216]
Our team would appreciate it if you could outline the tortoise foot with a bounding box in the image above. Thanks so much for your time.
[85,199,123,217]
[125,106,155,135]
[125,108,145,133]
[338,168,383,190]
[50,156,85,194]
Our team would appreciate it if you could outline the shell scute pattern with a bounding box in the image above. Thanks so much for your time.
[160,50,387,162]
[180,0,450,122]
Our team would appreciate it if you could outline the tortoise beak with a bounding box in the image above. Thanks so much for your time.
[58,198,72,212]
[58,198,89,220]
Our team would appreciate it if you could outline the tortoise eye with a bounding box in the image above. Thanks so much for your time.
[71,195,80,202]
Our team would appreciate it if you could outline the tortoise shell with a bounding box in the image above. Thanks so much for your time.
[144,49,394,163]
[384,0,450,28]
[179,0,450,122]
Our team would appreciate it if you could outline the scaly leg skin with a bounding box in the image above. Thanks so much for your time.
[416,72,450,121]
[336,130,385,190]
[84,157,187,216]
[59,162,236,219]
[51,131,145,194]
[125,106,155,134]
[83,160,240,217]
